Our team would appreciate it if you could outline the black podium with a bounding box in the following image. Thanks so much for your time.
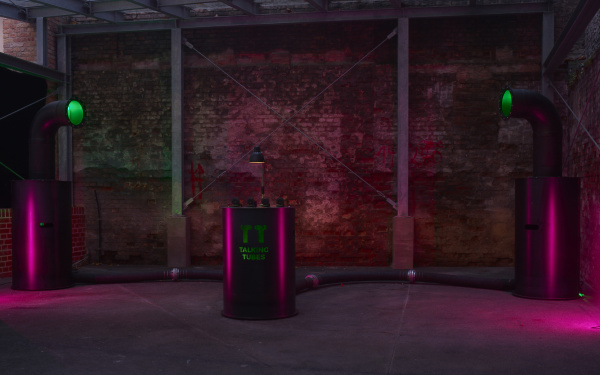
[11,180,73,291]
[222,207,296,319]
[514,177,580,299]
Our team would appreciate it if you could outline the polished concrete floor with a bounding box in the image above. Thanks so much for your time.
[1,266,599,375]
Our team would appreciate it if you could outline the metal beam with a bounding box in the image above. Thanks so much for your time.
[0,2,28,21]
[28,6,75,18]
[219,0,256,15]
[0,51,65,82]
[389,0,401,9]
[60,2,550,35]
[397,17,408,217]
[36,17,48,67]
[90,1,144,12]
[126,0,191,19]
[305,0,327,12]
[544,0,600,75]
[57,34,73,185]
[171,27,184,216]
[541,10,553,98]
[30,0,124,22]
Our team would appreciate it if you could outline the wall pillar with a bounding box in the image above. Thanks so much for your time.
[393,17,414,269]
[168,27,190,266]
[167,216,190,267]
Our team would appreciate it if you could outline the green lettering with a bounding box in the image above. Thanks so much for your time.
[254,225,267,243]
[241,225,252,243]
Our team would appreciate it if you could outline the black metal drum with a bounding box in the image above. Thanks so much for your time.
[11,180,73,291]
[222,207,296,319]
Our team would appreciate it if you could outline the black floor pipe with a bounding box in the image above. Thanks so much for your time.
[73,267,223,284]
[73,267,514,293]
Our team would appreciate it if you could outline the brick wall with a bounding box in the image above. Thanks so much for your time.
[0,209,11,278]
[0,207,85,278]
[69,16,543,267]
[409,14,542,266]
[2,19,36,63]
[71,31,172,264]
[565,17,600,295]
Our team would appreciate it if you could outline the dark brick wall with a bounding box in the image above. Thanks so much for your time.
[68,16,543,267]
[409,14,542,266]
[565,45,600,295]
[183,22,398,266]
[71,31,172,264]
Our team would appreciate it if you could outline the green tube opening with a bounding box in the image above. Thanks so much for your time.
[501,89,512,119]
[67,100,84,126]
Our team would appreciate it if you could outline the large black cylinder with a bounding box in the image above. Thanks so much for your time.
[11,180,73,291]
[222,207,296,319]
[514,177,580,299]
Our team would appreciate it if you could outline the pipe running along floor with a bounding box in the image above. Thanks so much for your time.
[1,266,599,375]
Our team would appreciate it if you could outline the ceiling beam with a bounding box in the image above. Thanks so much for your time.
[126,0,191,19]
[90,1,144,12]
[27,6,75,18]
[59,2,550,35]
[544,0,600,75]
[0,2,28,22]
[218,0,256,15]
[389,0,401,9]
[0,52,65,82]
[306,0,327,12]
[30,0,123,22]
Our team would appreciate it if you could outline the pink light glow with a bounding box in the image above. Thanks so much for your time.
[223,208,233,303]
[26,192,36,288]
[547,183,557,296]
[278,208,286,316]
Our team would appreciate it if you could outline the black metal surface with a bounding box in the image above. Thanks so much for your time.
[11,180,73,291]
[28,100,73,180]
[504,88,563,177]
[222,207,296,319]
[514,177,580,299]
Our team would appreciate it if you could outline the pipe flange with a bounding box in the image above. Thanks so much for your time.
[305,274,319,289]
[408,269,416,284]
[171,268,180,281]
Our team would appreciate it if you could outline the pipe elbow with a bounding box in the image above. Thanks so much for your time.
[500,87,563,177]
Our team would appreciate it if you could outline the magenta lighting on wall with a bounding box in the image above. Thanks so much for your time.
[11,99,85,291]
[500,88,580,300]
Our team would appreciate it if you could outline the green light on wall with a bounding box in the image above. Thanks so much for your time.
[500,89,512,119]
[67,100,85,126]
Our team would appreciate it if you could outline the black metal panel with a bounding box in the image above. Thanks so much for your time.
[514,177,580,299]
[11,180,73,291]
[222,207,296,319]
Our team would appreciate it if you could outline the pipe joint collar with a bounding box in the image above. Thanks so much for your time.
[305,274,320,289]
[408,269,416,284]
[171,268,180,281]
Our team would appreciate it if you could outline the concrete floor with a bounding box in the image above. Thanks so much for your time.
[1,266,599,375]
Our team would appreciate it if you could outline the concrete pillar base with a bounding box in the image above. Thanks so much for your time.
[393,216,414,269]
[167,216,190,267]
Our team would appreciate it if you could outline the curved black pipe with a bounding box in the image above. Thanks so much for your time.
[296,270,514,294]
[500,88,563,177]
[73,267,513,293]
[73,267,223,284]
[29,100,79,180]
